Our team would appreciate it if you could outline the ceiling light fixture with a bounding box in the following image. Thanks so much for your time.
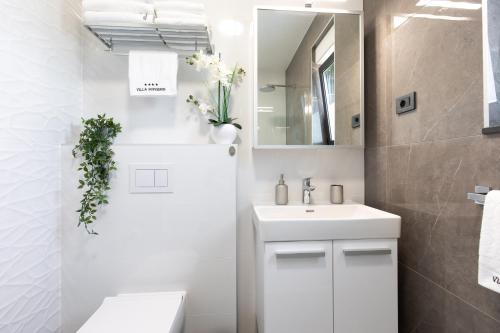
[416,0,482,10]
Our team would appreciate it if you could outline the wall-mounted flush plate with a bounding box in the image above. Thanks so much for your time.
[129,164,174,193]
[396,92,417,114]
[351,114,361,128]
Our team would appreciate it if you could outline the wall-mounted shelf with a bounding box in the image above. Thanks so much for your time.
[85,24,214,55]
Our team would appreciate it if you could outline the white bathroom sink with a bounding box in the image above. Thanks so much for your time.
[253,204,401,241]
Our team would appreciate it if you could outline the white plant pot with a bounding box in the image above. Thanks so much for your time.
[210,124,238,144]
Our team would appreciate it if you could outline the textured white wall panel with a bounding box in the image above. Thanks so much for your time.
[0,0,82,332]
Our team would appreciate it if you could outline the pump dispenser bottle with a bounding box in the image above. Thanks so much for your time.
[275,174,288,205]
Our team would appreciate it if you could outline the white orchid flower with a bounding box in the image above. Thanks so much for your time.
[208,63,231,87]
[198,102,212,115]
[186,52,246,131]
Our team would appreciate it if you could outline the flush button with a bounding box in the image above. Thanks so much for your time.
[135,169,155,187]
[155,169,168,187]
[130,164,174,193]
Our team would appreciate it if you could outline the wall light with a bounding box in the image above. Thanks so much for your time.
[408,13,473,20]
[416,0,482,10]
[394,12,473,28]
[218,19,244,37]
[392,13,472,29]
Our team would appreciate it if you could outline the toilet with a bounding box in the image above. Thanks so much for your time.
[78,291,186,333]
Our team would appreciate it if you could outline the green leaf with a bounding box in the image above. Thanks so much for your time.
[72,114,121,235]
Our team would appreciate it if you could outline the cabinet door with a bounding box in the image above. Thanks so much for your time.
[263,241,333,333]
[333,239,398,333]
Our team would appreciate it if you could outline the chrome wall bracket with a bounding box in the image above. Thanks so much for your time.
[467,185,492,205]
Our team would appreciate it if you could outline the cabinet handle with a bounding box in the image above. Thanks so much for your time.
[275,248,326,257]
[343,248,392,256]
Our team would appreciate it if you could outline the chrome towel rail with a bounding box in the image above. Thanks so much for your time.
[85,24,214,55]
[467,185,492,205]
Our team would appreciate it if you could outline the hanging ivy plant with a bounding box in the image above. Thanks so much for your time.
[72,114,122,235]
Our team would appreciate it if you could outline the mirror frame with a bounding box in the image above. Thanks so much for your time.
[252,5,365,149]
[482,0,500,134]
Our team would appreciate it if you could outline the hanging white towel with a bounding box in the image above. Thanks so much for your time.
[153,1,205,13]
[478,190,500,294]
[128,51,178,97]
[155,10,206,19]
[155,16,207,28]
[84,11,153,26]
[83,0,154,15]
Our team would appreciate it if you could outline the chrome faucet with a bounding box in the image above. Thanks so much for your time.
[302,177,316,204]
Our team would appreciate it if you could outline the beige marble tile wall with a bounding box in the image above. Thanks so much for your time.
[335,14,361,146]
[364,0,500,331]
[285,14,332,145]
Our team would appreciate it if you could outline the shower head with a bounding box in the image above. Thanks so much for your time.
[259,84,277,92]
[259,84,296,93]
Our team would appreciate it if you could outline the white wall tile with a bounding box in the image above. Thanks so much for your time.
[0,0,82,331]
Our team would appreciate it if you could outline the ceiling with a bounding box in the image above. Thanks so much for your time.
[257,10,316,73]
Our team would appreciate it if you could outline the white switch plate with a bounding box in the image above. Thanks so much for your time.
[129,164,174,193]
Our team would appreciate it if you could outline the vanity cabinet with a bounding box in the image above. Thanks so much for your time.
[253,203,401,333]
[260,241,334,333]
[256,239,398,333]
[333,239,398,333]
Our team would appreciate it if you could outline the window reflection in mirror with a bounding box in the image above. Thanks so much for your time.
[256,9,362,147]
[319,52,335,144]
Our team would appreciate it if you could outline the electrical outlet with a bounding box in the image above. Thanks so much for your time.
[351,114,361,128]
[396,92,416,114]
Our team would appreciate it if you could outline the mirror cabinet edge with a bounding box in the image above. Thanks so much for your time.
[252,6,364,148]
[482,0,500,134]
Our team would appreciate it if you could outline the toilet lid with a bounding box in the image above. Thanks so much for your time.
[78,292,185,333]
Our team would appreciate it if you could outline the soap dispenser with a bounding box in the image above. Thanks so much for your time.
[275,174,288,205]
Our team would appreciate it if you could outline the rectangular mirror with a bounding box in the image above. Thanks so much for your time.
[483,0,500,133]
[254,7,363,147]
